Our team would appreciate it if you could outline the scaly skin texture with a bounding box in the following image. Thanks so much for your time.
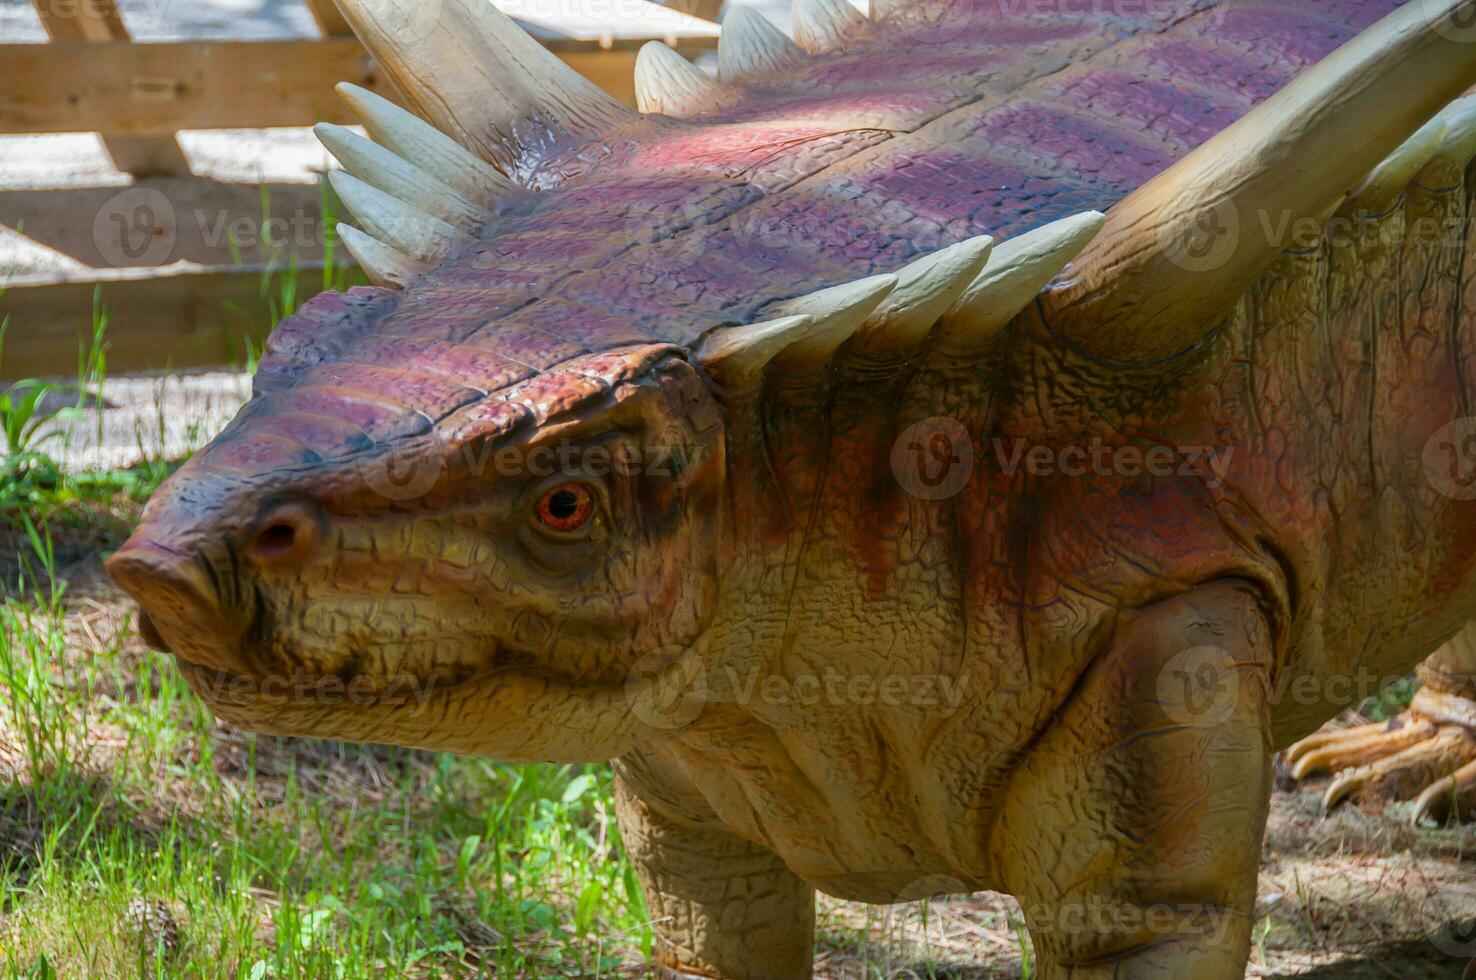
[105,1,1476,976]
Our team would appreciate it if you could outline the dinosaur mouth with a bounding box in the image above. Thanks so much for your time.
[170,650,490,710]
[135,593,505,713]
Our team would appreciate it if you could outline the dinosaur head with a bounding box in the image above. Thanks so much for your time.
[108,326,729,760]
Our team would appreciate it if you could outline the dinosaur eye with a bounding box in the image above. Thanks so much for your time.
[535,483,595,533]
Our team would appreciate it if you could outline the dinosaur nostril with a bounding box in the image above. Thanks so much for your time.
[252,523,297,559]
[246,504,319,567]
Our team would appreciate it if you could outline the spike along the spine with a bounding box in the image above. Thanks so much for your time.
[107,0,1476,977]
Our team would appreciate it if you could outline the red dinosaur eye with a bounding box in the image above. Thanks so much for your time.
[536,483,594,533]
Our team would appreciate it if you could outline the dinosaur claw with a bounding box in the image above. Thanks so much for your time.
[1288,708,1476,818]
[1288,719,1437,779]
[1321,768,1366,809]
[1411,758,1476,826]
[1283,719,1394,764]
[1291,749,1331,781]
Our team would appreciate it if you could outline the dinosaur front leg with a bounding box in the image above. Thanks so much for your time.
[992,582,1275,979]
[612,776,815,979]
[1286,621,1476,823]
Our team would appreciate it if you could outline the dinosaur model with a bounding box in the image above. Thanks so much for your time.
[107,0,1476,974]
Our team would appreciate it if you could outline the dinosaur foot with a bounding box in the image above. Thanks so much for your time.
[1285,689,1476,824]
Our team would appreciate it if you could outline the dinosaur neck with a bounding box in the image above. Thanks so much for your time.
[699,351,1003,698]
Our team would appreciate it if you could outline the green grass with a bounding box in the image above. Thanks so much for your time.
[0,577,651,978]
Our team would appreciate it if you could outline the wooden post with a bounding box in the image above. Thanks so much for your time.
[30,0,191,176]
[662,0,724,22]
[305,0,354,38]
[1,40,387,135]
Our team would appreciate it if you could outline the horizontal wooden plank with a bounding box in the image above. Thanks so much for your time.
[0,39,388,135]
[1,179,336,273]
[0,34,714,135]
[0,264,342,378]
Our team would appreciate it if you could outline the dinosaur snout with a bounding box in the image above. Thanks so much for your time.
[107,533,249,676]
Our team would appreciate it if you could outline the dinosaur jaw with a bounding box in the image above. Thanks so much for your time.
[111,502,688,763]
[174,654,651,764]
[122,586,653,763]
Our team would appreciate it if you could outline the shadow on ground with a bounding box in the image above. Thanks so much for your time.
[1266,935,1473,979]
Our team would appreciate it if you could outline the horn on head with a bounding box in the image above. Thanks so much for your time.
[332,0,635,172]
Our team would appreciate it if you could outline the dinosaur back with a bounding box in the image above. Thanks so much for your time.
[225,0,1470,481]
[320,0,1409,359]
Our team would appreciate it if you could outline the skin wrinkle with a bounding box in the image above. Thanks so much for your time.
[1451,186,1476,418]
[773,379,841,678]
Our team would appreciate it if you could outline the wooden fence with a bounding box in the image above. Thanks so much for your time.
[0,0,719,173]
[0,0,719,377]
